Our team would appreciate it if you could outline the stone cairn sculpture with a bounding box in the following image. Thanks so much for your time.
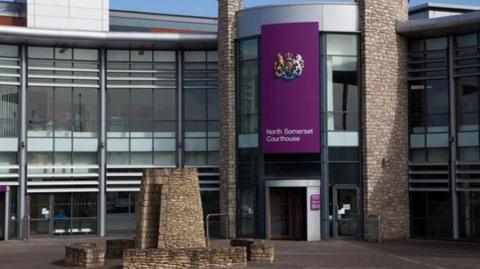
[123,168,247,269]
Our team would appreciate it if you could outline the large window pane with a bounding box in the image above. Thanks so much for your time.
[240,39,258,61]
[426,80,448,114]
[411,192,452,238]
[240,61,258,116]
[184,89,206,120]
[153,90,176,121]
[0,86,18,138]
[326,34,358,56]
[28,87,54,134]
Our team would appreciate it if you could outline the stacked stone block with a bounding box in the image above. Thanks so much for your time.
[250,241,274,263]
[135,168,206,249]
[218,0,243,239]
[123,247,246,269]
[65,243,105,268]
[358,0,410,241]
[106,239,135,258]
[231,238,274,263]
[136,182,161,249]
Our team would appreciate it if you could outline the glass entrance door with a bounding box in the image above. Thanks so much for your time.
[333,187,360,238]
[269,188,306,240]
[29,193,98,237]
[29,194,51,236]
[0,192,4,240]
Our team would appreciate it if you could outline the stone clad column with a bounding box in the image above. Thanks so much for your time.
[359,0,410,241]
[218,0,243,238]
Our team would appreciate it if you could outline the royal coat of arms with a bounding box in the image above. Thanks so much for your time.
[274,52,304,81]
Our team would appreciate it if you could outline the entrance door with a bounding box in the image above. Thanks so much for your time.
[29,194,51,236]
[270,188,306,240]
[0,192,4,240]
[333,187,360,238]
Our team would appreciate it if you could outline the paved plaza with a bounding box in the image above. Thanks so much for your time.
[0,238,479,269]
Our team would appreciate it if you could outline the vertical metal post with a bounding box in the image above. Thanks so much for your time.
[18,45,27,240]
[320,34,330,240]
[99,48,107,237]
[448,35,459,240]
[176,50,183,167]
[4,187,9,240]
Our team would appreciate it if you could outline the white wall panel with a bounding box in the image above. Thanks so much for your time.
[27,0,109,31]
[238,3,358,38]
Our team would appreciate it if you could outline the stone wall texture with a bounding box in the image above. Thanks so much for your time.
[231,238,275,263]
[123,247,247,269]
[359,0,410,241]
[218,0,243,239]
[135,168,206,249]
[65,243,105,268]
[106,239,135,258]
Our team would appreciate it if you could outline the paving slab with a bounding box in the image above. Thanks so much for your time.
[0,238,479,269]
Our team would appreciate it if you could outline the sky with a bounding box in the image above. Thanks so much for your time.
[110,0,480,17]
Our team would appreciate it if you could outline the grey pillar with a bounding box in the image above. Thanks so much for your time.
[99,48,107,237]
[448,36,459,240]
[176,50,183,167]
[18,45,27,240]
[4,188,9,240]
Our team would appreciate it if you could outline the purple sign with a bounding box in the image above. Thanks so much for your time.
[261,22,320,154]
[311,194,321,211]
[0,186,7,193]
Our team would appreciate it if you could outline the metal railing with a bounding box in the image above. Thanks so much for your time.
[205,213,228,241]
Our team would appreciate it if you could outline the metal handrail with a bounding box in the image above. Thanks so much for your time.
[206,213,227,241]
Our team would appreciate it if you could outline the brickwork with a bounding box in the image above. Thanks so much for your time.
[358,0,410,241]
[65,243,105,268]
[231,238,274,263]
[218,0,243,239]
[250,241,274,263]
[123,247,247,269]
[135,168,206,249]
[105,239,135,258]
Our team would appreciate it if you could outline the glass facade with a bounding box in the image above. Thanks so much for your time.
[183,51,219,166]
[236,34,361,239]
[408,33,480,240]
[0,45,220,238]
[27,47,100,169]
[107,50,177,165]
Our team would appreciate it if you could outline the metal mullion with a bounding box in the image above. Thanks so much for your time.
[408,76,448,81]
[448,36,459,240]
[128,51,132,165]
[408,67,446,73]
[453,63,480,69]
[408,58,446,65]
[454,72,480,79]
[204,52,209,165]
[70,55,75,172]
[151,85,154,165]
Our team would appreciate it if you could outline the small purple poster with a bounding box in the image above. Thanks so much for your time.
[0,186,7,193]
[261,22,320,154]
[311,194,321,211]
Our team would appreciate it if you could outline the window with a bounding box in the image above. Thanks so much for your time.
[410,192,452,238]
[183,50,219,165]
[106,49,177,165]
[238,39,259,147]
[326,35,359,149]
[408,37,449,163]
[27,46,99,167]
[0,45,19,166]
